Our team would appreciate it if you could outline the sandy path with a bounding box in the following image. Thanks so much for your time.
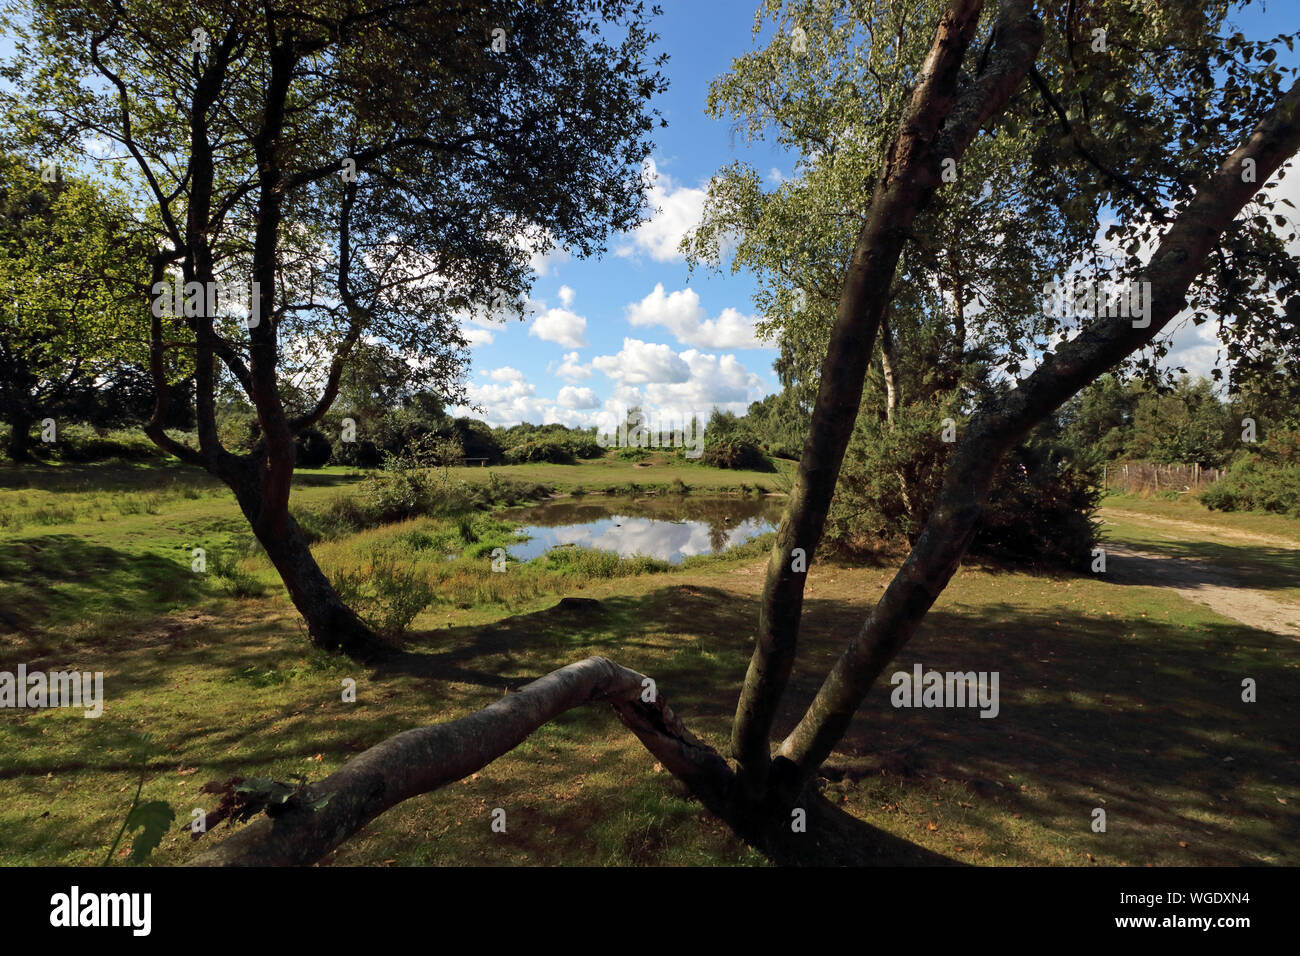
[1100,509,1300,637]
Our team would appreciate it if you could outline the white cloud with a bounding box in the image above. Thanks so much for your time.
[557,385,600,409]
[626,158,709,262]
[592,338,691,385]
[529,307,588,348]
[767,167,785,185]
[487,366,526,382]
[587,339,768,430]
[552,351,593,381]
[558,285,576,307]
[462,326,494,347]
[460,377,540,426]
[625,283,766,349]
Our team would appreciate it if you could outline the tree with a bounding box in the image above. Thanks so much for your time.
[5,0,667,657]
[0,153,153,460]
[149,0,1300,864]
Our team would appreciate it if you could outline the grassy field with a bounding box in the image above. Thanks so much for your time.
[1,460,1296,866]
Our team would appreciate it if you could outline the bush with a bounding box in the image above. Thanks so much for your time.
[1201,457,1300,517]
[827,405,1100,569]
[37,423,163,462]
[505,437,575,464]
[330,558,434,638]
[333,438,383,468]
[701,436,774,471]
[976,441,1101,569]
[294,428,332,468]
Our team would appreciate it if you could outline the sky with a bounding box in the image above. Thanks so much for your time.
[448,2,792,433]
[2,2,1292,428]
[450,0,1298,432]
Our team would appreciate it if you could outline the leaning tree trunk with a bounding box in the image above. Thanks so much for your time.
[226,463,383,659]
[190,657,737,865]
[731,0,1045,800]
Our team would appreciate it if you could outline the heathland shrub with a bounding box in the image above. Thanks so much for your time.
[329,557,434,638]
[828,405,1100,569]
[1201,457,1300,517]
[701,436,774,472]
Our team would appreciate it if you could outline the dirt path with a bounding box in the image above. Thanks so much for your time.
[1100,509,1300,638]
[1103,508,1300,550]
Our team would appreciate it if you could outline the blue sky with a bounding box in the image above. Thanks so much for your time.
[450,2,792,431]
[454,1,1299,430]
[2,2,1291,426]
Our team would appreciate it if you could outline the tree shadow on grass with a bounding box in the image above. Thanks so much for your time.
[0,534,205,642]
[1098,534,1300,595]
[381,581,1298,865]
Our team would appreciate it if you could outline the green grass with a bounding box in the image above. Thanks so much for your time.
[0,459,1296,866]
[1100,494,1300,602]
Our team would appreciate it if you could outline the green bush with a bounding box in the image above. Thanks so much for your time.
[329,558,433,638]
[827,404,1100,569]
[294,427,332,468]
[505,437,576,464]
[1201,457,1300,517]
[332,438,383,468]
[701,436,774,472]
[38,423,163,462]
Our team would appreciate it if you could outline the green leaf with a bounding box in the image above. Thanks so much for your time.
[125,800,175,863]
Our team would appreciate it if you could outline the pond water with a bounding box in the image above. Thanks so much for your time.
[501,495,784,564]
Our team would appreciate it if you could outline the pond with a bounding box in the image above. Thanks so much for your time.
[501,495,784,564]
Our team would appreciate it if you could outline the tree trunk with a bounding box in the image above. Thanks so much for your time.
[7,410,34,462]
[880,318,901,428]
[228,473,383,660]
[731,0,1045,798]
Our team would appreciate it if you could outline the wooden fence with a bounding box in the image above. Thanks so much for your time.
[1102,460,1222,494]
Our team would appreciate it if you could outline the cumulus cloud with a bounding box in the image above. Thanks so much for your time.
[529,306,588,348]
[592,338,691,385]
[460,377,540,425]
[552,351,593,381]
[487,366,526,382]
[622,158,709,262]
[557,385,600,409]
[558,285,576,307]
[586,339,768,431]
[625,283,765,349]
[462,326,495,347]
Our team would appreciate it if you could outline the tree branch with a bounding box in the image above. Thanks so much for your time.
[732,0,1042,799]
[775,77,1300,790]
[189,657,733,866]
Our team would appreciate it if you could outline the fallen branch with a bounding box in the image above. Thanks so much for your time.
[189,657,734,866]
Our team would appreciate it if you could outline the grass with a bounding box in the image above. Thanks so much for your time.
[1100,493,1300,602]
[0,459,1296,866]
